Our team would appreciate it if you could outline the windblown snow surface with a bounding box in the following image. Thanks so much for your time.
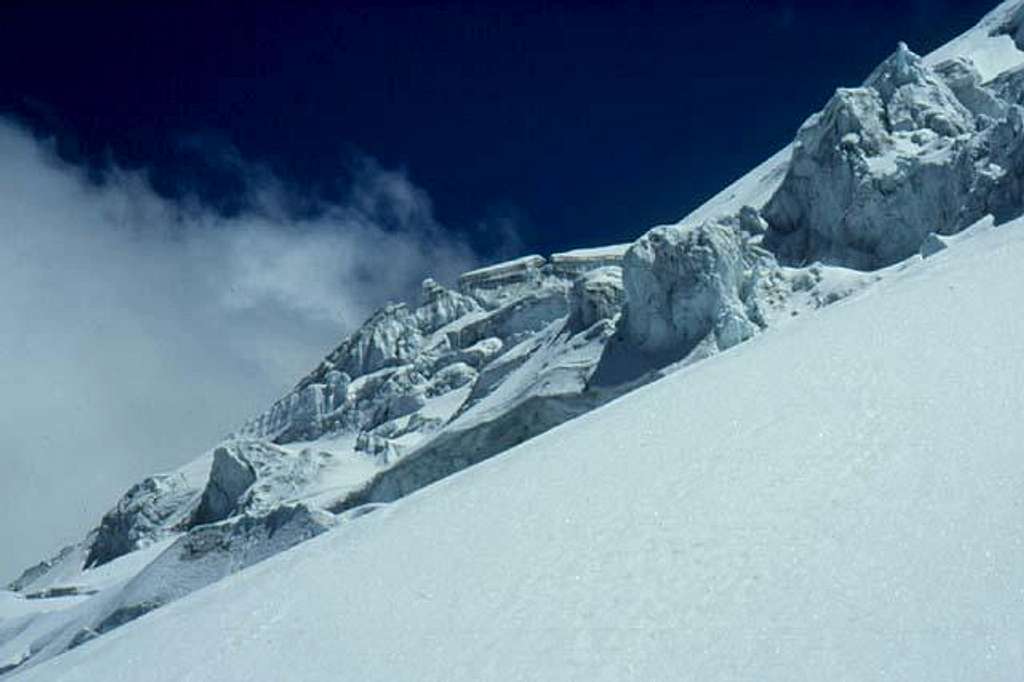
[13,215,1024,680]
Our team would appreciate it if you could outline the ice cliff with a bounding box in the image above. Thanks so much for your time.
[6,1,1024,676]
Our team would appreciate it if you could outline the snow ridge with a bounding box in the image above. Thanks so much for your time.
[6,2,1024,678]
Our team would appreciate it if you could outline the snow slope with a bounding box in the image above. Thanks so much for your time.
[9,1,1024,676]
[14,215,1024,681]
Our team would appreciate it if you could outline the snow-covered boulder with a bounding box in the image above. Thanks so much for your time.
[994,2,1024,52]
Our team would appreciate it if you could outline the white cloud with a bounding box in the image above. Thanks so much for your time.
[0,119,479,581]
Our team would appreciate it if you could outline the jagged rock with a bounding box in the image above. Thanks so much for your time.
[361,366,429,427]
[234,371,351,442]
[289,383,328,441]
[567,266,624,333]
[237,280,481,443]
[324,370,351,409]
[995,3,1024,52]
[981,106,1024,220]
[355,431,398,464]
[344,321,614,508]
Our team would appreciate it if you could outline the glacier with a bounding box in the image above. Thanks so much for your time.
[9,166,1024,682]
[5,0,1024,678]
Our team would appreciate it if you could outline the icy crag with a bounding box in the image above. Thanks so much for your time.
[9,2,1024,677]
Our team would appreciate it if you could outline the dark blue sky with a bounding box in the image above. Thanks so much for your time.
[0,0,998,257]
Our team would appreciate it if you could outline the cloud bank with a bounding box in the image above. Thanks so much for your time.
[0,119,479,581]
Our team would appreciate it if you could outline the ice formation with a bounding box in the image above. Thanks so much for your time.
[7,2,1024,678]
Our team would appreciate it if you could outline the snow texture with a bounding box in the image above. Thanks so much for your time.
[13,204,1024,682]
[7,2,1024,678]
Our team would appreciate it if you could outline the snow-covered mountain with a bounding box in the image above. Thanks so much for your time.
[5,1,1024,679]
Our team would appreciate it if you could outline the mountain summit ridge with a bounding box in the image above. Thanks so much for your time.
[5,1,1024,678]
